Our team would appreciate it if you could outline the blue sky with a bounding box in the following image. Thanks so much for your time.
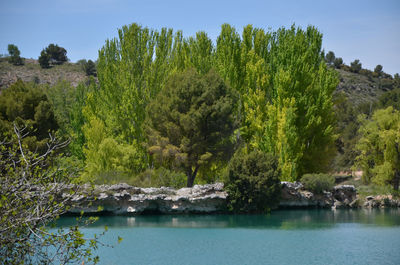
[1,0,399,74]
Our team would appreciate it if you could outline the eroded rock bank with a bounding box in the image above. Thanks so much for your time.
[68,183,228,215]
[66,182,400,215]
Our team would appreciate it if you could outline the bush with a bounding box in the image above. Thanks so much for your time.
[83,59,97,76]
[350,59,362,73]
[333,57,343,69]
[224,150,281,213]
[135,167,187,188]
[300,173,335,194]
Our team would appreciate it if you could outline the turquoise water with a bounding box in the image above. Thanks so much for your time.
[58,209,400,265]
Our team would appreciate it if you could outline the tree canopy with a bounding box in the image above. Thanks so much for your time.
[146,69,237,187]
[80,23,338,183]
[39,44,68,68]
[0,80,59,152]
[7,44,24,65]
[355,106,400,190]
[350,59,362,73]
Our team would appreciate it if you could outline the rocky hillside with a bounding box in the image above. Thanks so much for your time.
[0,58,88,88]
[335,69,395,105]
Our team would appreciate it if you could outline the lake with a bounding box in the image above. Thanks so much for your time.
[58,209,400,265]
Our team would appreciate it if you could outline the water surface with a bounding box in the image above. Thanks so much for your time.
[58,209,400,265]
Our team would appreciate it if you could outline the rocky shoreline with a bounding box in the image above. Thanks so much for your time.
[66,182,400,215]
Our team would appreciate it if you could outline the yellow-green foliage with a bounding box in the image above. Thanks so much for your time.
[82,23,338,184]
[355,106,400,190]
[238,25,338,181]
[82,117,143,182]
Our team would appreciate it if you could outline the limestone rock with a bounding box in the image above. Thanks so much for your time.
[67,183,228,215]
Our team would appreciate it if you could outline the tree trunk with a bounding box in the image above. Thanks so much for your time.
[186,166,199,187]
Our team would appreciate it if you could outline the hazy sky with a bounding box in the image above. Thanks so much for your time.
[1,0,399,74]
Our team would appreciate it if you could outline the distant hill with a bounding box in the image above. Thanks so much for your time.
[0,58,88,88]
[335,69,395,106]
[0,57,397,106]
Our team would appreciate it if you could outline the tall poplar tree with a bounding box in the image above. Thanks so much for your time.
[238,25,338,181]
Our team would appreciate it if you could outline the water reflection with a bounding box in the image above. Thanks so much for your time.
[57,209,400,230]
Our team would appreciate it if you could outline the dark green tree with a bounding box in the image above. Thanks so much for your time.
[334,57,343,69]
[146,69,237,187]
[39,44,68,68]
[38,49,50,68]
[225,149,281,213]
[0,80,58,151]
[46,44,68,64]
[84,59,97,76]
[325,51,335,65]
[7,44,24,65]
[374,64,383,77]
[350,59,362,73]
[394,73,400,87]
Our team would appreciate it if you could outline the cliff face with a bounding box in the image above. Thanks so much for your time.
[279,182,358,209]
[68,183,228,215]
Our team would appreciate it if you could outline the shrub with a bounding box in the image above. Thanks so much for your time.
[135,167,187,188]
[350,59,362,73]
[224,150,281,213]
[83,59,97,76]
[300,173,335,194]
[333,57,343,69]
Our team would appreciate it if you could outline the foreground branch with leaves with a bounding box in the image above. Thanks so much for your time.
[0,124,104,264]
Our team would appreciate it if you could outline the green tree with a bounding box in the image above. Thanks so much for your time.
[334,57,343,69]
[377,87,400,111]
[146,69,237,187]
[7,44,24,65]
[332,92,362,170]
[38,44,68,68]
[224,149,281,213]
[374,64,383,77]
[84,59,97,76]
[0,80,59,152]
[325,51,335,65]
[84,23,182,179]
[39,49,50,68]
[350,59,362,73]
[242,25,338,181]
[46,43,68,64]
[355,106,400,190]
[85,23,339,183]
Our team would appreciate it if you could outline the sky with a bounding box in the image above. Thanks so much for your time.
[0,0,399,75]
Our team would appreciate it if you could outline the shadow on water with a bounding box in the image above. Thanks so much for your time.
[55,208,400,230]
